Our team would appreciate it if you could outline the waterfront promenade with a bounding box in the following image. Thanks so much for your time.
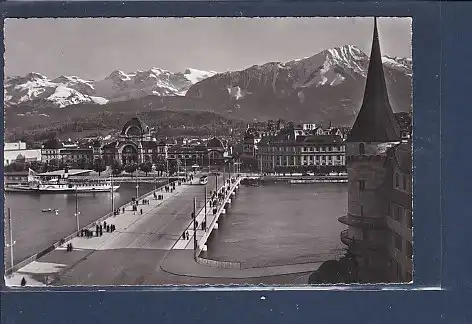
[6,173,320,286]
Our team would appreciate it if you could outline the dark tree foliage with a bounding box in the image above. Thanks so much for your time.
[167,159,181,175]
[308,249,359,284]
[93,158,106,175]
[153,155,167,175]
[124,163,138,175]
[111,160,124,176]
[139,161,153,176]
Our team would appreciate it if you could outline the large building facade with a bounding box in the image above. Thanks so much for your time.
[99,117,231,167]
[101,118,165,166]
[256,127,346,172]
[41,139,93,166]
[338,18,412,283]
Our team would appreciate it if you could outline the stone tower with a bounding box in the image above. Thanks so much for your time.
[338,17,401,283]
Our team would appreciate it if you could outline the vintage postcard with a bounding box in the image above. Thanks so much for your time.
[3,17,412,286]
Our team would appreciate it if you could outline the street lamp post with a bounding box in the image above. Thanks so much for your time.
[166,158,169,184]
[184,157,187,180]
[110,174,115,215]
[135,171,139,199]
[7,208,15,269]
[193,197,197,256]
[75,186,80,231]
[154,169,157,190]
[204,185,207,231]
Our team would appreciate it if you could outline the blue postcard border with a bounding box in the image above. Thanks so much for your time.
[1,1,471,322]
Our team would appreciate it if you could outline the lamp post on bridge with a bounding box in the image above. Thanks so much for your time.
[222,161,225,185]
[166,157,169,185]
[193,197,197,257]
[204,185,207,231]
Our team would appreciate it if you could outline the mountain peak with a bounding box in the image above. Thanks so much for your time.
[183,68,217,84]
[149,67,168,75]
[106,69,140,81]
[27,72,47,79]
[324,45,368,70]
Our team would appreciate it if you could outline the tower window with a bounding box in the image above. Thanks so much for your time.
[394,233,402,251]
[359,180,366,191]
[407,210,412,229]
[360,205,364,216]
[406,241,413,259]
[394,205,403,223]
[359,143,365,155]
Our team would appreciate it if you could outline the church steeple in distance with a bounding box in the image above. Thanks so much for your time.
[347,17,401,143]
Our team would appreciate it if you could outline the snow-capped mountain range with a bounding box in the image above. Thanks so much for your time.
[5,44,411,126]
[4,68,216,108]
[185,44,412,123]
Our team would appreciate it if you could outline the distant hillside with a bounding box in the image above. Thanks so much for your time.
[6,109,246,142]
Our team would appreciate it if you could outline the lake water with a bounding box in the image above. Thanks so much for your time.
[4,181,348,271]
[202,182,348,268]
[4,182,156,268]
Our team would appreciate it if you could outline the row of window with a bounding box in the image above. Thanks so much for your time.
[389,203,413,229]
[302,155,344,160]
[168,154,220,159]
[392,231,413,259]
[259,146,344,153]
[261,155,344,161]
[394,171,410,192]
[301,146,345,152]
[261,161,345,168]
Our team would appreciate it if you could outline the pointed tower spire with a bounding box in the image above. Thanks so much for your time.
[347,17,401,142]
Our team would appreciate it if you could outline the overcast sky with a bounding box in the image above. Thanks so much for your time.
[4,17,411,80]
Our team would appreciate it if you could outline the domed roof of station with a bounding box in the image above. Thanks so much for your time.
[121,117,150,136]
[206,137,225,149]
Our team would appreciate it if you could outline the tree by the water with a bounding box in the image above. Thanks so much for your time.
[139,161,153,176]
[93,158,106,176]
[124,163,138,175]
[111,160,124,176]
[153,154,166,176]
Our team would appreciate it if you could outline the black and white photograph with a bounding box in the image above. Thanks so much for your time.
[3,17,412,286]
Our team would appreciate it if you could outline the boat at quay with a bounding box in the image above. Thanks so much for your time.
[240,173,348,185]
[5,168,120,193]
